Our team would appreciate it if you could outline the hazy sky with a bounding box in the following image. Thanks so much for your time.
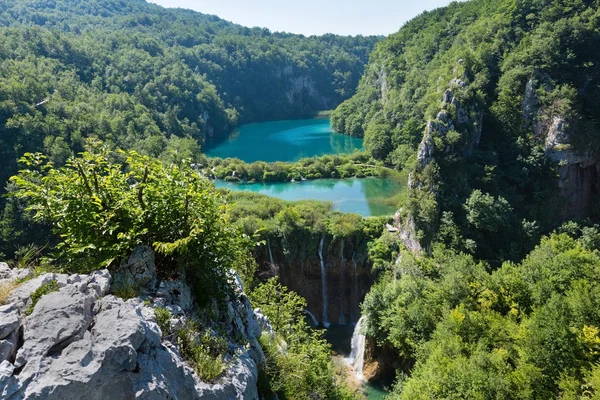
[147,0,459,36]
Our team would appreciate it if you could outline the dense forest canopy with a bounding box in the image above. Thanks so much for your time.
[328,0,600,398]
[0,0,380,256]
[333,0,600,262]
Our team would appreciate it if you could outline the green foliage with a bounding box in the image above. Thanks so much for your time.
[25,279,59,316]
[464,190,512,233]
[10,147,254,305]
[154,307,171,337]
[250,278,356,400]
[205,152,390,182]
[366,227,600,399]
[176,322,227,383]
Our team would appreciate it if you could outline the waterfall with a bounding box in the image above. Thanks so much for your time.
[347,316,366,381]
[352,252,359,322]
[338,241,346,325]
[267,239,275,271]
[304,309,319,328]
[318,235,329,327]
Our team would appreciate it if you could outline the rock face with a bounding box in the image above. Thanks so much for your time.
[522,75,600,219]
[257,235,373,326]
[0,249,266,399]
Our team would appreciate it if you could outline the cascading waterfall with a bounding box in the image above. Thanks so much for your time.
[304,309,319,328]
[338,240,346,325]
[347,316,366,381]
[267,239,275,271]
[318,235,329,327]
[352,252,359,322]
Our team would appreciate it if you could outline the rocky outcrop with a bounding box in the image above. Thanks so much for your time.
[403,73,483,254]
[0,249,266,399]
[522,76,600,219]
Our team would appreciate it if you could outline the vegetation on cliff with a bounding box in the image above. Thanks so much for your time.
[333,0,600,260]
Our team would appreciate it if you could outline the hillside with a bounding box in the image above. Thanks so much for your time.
[333,0,600,262]
[329,1,600,398]
[0,0,379,256]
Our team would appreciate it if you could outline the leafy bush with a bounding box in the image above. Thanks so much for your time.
[176,323,226,382]
[25,280,59,316]
[10,148,255,305]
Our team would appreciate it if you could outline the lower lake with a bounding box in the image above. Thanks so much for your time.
[205,118,364,163]
[214,178,403,217]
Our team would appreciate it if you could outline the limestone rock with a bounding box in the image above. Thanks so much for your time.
[114,245,157,292]
[0,263,268,400]
[0,264,31,284]
[0,305,19,340]
[417,132,435,168]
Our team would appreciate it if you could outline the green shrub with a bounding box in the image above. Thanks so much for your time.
[154,307,171,337]
[10,148,255,305]
[25,280,59,316]
[176,324,226,382]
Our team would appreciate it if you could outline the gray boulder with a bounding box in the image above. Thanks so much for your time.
[0,264,268,400]
[113,245,157,292]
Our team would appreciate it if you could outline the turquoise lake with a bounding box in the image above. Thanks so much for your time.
[215,178,402,217]
[205,118,364,163]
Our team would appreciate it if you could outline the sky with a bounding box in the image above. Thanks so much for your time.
[147,0,459,36]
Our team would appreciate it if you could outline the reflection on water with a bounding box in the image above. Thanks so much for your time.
[205,118,364,163]
[215,178,403,217]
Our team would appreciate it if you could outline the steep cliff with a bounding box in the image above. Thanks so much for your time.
[333,0,600,260]
[258,234,374,326]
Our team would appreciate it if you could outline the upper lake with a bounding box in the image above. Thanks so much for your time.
[205,118,364,163]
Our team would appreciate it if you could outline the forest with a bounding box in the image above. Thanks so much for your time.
[2,0,600,398]
[0,0,380,257]
[331,0,600,398]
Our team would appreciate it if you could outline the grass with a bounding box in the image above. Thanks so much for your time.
[25,279,59,315]
[112,281,141,300]
[0,280,20,306]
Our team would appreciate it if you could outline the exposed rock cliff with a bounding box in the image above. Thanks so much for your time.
[257,235,373,326]
[523,75,600,219]
[0,250,266,400]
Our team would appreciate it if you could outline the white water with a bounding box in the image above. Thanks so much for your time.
[352,252,359,322]
[304,309,319,328]
[267,239,275,271]
[318,235,330,327]
[347,316,366,381]
[339,241,346,325]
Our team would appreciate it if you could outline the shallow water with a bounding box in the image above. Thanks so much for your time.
[214,178,403,217]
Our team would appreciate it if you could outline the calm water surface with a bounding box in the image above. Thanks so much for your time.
[206,118,364,162]
[215,178,402,217]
